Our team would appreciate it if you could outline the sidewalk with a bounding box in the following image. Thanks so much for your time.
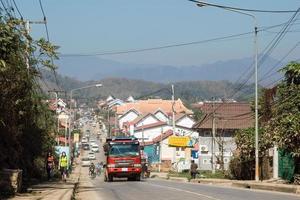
[152,172,300,195]
[9,159,81,200]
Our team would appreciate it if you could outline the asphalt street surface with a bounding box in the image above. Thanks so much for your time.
[77,123,300,200]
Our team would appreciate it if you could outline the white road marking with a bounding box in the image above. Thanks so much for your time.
[144,182,221,200]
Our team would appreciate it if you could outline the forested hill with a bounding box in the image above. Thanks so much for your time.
[40,69,254,103]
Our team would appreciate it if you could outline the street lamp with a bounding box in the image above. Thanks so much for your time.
[69,83,103,148]
[70,83,103,105]
[193,1,259,181]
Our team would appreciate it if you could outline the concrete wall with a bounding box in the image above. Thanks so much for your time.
[136,115,159,127]
[134,125,168,141]
[0,169,22,194]
[198,129,236,171]
[154,111,169,122]
[176,116,195,129]
[118,111,139,128]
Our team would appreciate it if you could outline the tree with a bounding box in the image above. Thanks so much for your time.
[0,15,58,180]
[265,62,300,157]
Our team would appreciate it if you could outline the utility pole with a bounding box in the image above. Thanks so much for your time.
[24,20,46,74]
[48,90,66,146]
[115,112,118,136]
[48,91,58,145]
[212,98,216,174]
[193,1,259,181]
[159,126,163,172]
[171,84,176,165]
[64,117,68,146]
[142,122,145,146]
[107,109,111,138]
[254,26,259,182]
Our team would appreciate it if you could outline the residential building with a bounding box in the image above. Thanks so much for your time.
[192,102,253,171]
[115,98,193,129]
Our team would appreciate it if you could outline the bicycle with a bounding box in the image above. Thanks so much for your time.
[89,169,96,178]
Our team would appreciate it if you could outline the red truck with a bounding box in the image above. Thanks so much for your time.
[103,136,142,182]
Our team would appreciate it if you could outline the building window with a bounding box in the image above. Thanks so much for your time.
[204,131,211,137]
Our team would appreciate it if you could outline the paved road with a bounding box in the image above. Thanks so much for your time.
[77,122,300,200]
[77,173,300,200]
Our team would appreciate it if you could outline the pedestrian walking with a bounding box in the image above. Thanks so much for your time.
[45,152,54,181]
[190,160,198,179]
[58,151,68,181]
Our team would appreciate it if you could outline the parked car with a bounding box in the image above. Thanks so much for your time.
[89,139,96,144]
[91,145,99,153]
[83,143,90,150]
[81,157,91,167]
[81,137,88,143]
[88,152,96,160]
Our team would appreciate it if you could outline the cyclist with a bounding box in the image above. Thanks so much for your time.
[96,162,101,176]
[59,151,68,182]
[89,162,95,176]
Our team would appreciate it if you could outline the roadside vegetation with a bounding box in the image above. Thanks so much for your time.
[229,62,300,182]
[0,13,59,192]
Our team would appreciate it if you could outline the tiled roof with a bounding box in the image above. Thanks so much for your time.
[130,113,160,126]
[152,129,174,143]
[135,121,167,131]
[141,129,175,146]
[118,108,140,120]
[192,102,253,130]
[116,99,193,115]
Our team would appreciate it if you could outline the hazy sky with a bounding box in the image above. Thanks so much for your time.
[18,0,300,66]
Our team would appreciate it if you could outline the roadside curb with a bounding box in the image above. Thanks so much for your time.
[153,175,300,195]
[231,181,300,194]
[153,176,187,182]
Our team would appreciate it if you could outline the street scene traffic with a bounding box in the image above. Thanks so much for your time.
[1,1,300,200]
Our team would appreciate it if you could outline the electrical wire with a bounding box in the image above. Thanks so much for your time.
[38,0,61,91]
[263,77,283,88]
[61,31,253,57]
[0,0,10,16]
[257,9,300,68]
[188,0,298,13]
[195,10,300,127]
[232,9,300,99]
[259,41,300,83]
[59,19,300,59]
[11,0,23,19]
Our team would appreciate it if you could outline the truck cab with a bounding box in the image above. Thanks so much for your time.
[103,136,142,182]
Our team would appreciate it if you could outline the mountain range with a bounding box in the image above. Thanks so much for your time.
[40,70,254,104]
[56,55,282,83]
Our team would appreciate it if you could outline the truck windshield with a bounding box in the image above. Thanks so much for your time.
[109,144,139,157]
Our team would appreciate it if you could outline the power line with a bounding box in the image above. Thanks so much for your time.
[257,9,300,69]
[61,31,253,57]
[38,0,61,91]
[259,41,300,83]
[264,77,283,88]
[232,9,300,99]
[11,0,23,19]
[196,10,300,126]
[0,0,10,16]
[59,19,300,58]
[188,0,298,13]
